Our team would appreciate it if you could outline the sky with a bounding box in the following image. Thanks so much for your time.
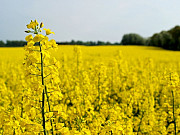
[0,0,180,43]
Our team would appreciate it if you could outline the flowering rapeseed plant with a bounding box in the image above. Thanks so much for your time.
[24,20,62,134]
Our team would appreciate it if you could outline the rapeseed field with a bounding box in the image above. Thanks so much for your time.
[0,20,180,135]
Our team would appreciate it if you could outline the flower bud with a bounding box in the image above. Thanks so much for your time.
[25,30,31,33]
[34,19,39,26]
[40,22,44,28]
[34,31,38,34]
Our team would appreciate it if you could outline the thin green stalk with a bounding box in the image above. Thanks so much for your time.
[40,45,46,135]
[44,85,54,135]
[42,89,46,135]
[40,44,54,135]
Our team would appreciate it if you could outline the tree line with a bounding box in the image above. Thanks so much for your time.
[0,40,27,47]
[147,26,180,50]
[0,40,121,47]
[57,40,121,46]
[121,25,180,50]
[1,25,180,50]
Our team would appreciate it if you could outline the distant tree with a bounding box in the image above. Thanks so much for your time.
[114,42,121,45]
[6,40,27,47]
[97,41,105,45]
[0,40,5,47]
[76,40,83,45]
[147,26,180,50]
[148,33,162,47]
[160,31,174,49]
[105,41,112,45]
[168,25,180,50]
[70,40,75,45]
[121,33,145,45]
[89,41,96,46]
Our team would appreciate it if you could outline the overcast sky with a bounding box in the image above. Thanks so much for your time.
[0,0,180,42]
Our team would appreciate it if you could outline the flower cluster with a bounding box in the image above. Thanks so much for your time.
[23,20,63,134]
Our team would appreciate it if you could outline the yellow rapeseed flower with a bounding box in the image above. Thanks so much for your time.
[33,34,44,42]
[26,20,39,30]
[25,35,33,42]
[43,28,55,35]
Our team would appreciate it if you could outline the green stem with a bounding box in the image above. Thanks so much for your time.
[40,45,54,135]
[44,85,54,135]
[42,89,46,135]
[40,45,46,135]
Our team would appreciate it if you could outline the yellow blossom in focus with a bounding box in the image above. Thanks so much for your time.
[26,20,38,29]
[33,34,44,42]
[25,35,33,42]
[43,28,55,35]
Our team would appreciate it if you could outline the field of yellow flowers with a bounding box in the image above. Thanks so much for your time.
[0,45,180,134]
[0,20,180,135]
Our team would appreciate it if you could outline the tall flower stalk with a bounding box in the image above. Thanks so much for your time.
[24,20,61,134]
